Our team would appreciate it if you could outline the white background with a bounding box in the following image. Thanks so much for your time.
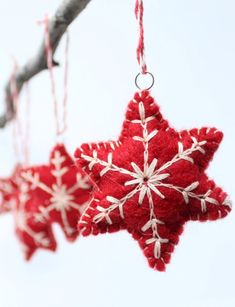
[0,1,235,306]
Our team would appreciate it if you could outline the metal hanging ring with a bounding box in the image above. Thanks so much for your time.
[135,72,155,91]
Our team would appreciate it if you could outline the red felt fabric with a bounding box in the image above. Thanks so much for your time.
[75,90,232,271]
[16,143,92,259]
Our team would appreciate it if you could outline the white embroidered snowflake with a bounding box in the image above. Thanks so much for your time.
[21,148,91,237]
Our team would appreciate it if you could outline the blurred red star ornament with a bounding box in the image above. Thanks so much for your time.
[75,90,232,271]
[0,169,53,260]
[21,144,92,244]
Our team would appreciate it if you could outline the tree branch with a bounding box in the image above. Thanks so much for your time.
[0,0,92,128]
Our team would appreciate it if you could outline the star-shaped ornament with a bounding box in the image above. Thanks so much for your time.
[21,144,92,244]
[75,90,232,271]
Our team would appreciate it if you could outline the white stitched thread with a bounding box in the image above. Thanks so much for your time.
[93,187,141,224]
[22,150,91,236]
[110,142,115,150]
[223,196,232,209]
[131,115,156,124]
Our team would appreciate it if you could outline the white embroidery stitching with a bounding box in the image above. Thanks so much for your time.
[22,150,91,236]
[0,180,16,212]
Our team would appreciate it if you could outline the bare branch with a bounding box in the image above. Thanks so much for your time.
[0,0,92,128]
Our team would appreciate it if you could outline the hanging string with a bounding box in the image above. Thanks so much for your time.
[10,60,21,162]
[23,82,31,166]
[39,15,69,138]
[10,61,31,167]
[135,0,147,74]
[134,0,154,91]
[61,31,69,136]
[39,15,60,137]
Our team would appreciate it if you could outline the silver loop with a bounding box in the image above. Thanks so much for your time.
[135,72,155,91]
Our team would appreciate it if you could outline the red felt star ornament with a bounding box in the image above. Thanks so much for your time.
[75,90,232,271]
[20,144,92,244]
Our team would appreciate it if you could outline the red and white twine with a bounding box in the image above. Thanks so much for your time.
[135,0,147,74]
[10,60,30,166]
[39,15,69,138]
